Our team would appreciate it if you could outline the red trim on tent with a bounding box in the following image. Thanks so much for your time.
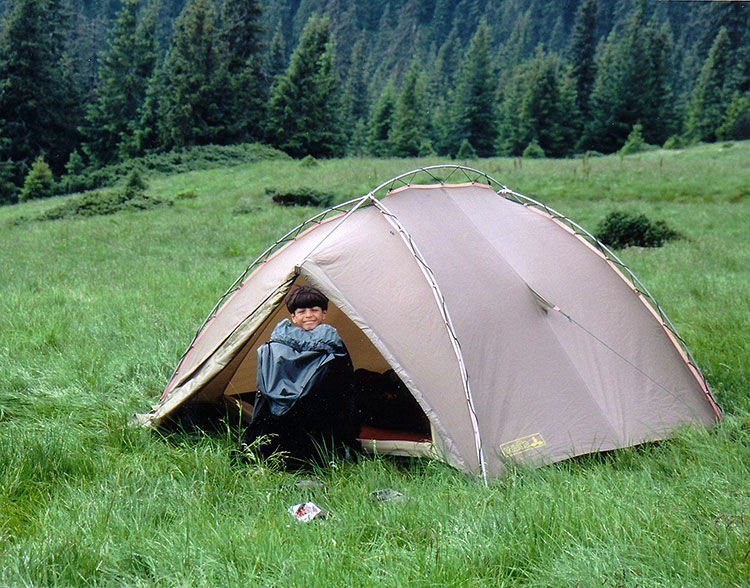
[526,205,721,420]
[358,424,430,443]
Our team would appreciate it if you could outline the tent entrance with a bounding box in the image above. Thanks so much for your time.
[207,281,434,456]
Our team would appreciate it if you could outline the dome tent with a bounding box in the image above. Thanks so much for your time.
[137,166,720,481]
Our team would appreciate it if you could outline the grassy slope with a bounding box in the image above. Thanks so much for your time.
[0,143,748,587]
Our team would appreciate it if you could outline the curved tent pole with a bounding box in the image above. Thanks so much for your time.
[164,196,370,390]
[370,165,713,406]
[492,186,716,410]
[370,166,717,415]
[368,196,489,483]
[164,165,717,419]
[165,167,496,391]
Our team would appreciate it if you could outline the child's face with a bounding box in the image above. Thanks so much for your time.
[291,306,327,331]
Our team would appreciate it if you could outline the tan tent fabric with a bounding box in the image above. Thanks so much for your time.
[140,171,720,478]
[379,184,717,473]
[298,208,479,472]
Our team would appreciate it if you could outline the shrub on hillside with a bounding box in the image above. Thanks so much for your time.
[300,155,318,167]
[232,198,262,215]
[174,189,198,201]
[663,134,686,150]
[20,156,56,201]
[456,139,477,159]
[59,143,290,195]
[268,187,333,207]
[40,191,169,221]
[620,124,646,155]
[418,139,436,157]
[595,211,681,249]
[31,172,168,222]
[38,191,128,220]
[522,139,545,159]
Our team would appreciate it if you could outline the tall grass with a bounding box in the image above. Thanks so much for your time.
[0,142,748,586]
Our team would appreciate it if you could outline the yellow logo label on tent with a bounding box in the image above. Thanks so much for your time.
[499,433,546,457]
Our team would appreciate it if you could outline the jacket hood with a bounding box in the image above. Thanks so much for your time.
[270,319,347,355]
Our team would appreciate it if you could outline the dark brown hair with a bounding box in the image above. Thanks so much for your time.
[286,285,329,313]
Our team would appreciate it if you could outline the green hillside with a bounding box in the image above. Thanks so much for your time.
[1,0,748,204]
[0,144,748,586]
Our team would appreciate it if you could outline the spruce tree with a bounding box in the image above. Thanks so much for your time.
[20,155,55,201]
[159,0,227,148]
[446,21,497,158]
[133,63,168,154]
[81,0,158,165]
[518,52,578,158]
[495,69,526,156]
[0,131,17,203]
[578,31,624,153]
[388,65,427,158]
[642,24,678,145]
[686,27,734,142]
[366,83,396,157]
[716,91,750,141]
[266,25,287,90]
[580,6,676,153]
[569,0,598,121]
[426,28,461,155]
[497,52,577,158]
[218,0,265,142]
[341,34,369,155]
[0,0,78,177]
[266,15,345,158]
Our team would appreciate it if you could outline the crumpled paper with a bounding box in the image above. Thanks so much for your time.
[288,501,325,522]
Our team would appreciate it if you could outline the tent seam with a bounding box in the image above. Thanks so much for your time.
[370,197,489,483]
[443,187,711,424]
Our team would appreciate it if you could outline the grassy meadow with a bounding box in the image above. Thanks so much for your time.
[0,142,748,587]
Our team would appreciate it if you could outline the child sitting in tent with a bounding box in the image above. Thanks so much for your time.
[243,285,359,464]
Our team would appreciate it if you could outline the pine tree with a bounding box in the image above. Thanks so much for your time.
[519,52,578,158]
[686,27,734,142]
[266,24,287,90]
[341,34,369,155]
[445,21,497,158]
[81,0,158,165]
[266,15,345,158]
[580,6,676,153]
[20,155,55,201]
[366,83,396,157]
[159,0,228,148]
[218,0,266,142]
[569,0,597,121]
[133,64,168,154]
[716,91,750,141]
[426,28,460,155]
[0,131,17,204]
[388,65,427,158]
[0,0,79,176]
[495,69,526,156]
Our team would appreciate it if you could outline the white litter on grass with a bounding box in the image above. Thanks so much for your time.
[288,501,324,522]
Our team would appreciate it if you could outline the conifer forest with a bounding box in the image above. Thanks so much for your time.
[0,0,748,205]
